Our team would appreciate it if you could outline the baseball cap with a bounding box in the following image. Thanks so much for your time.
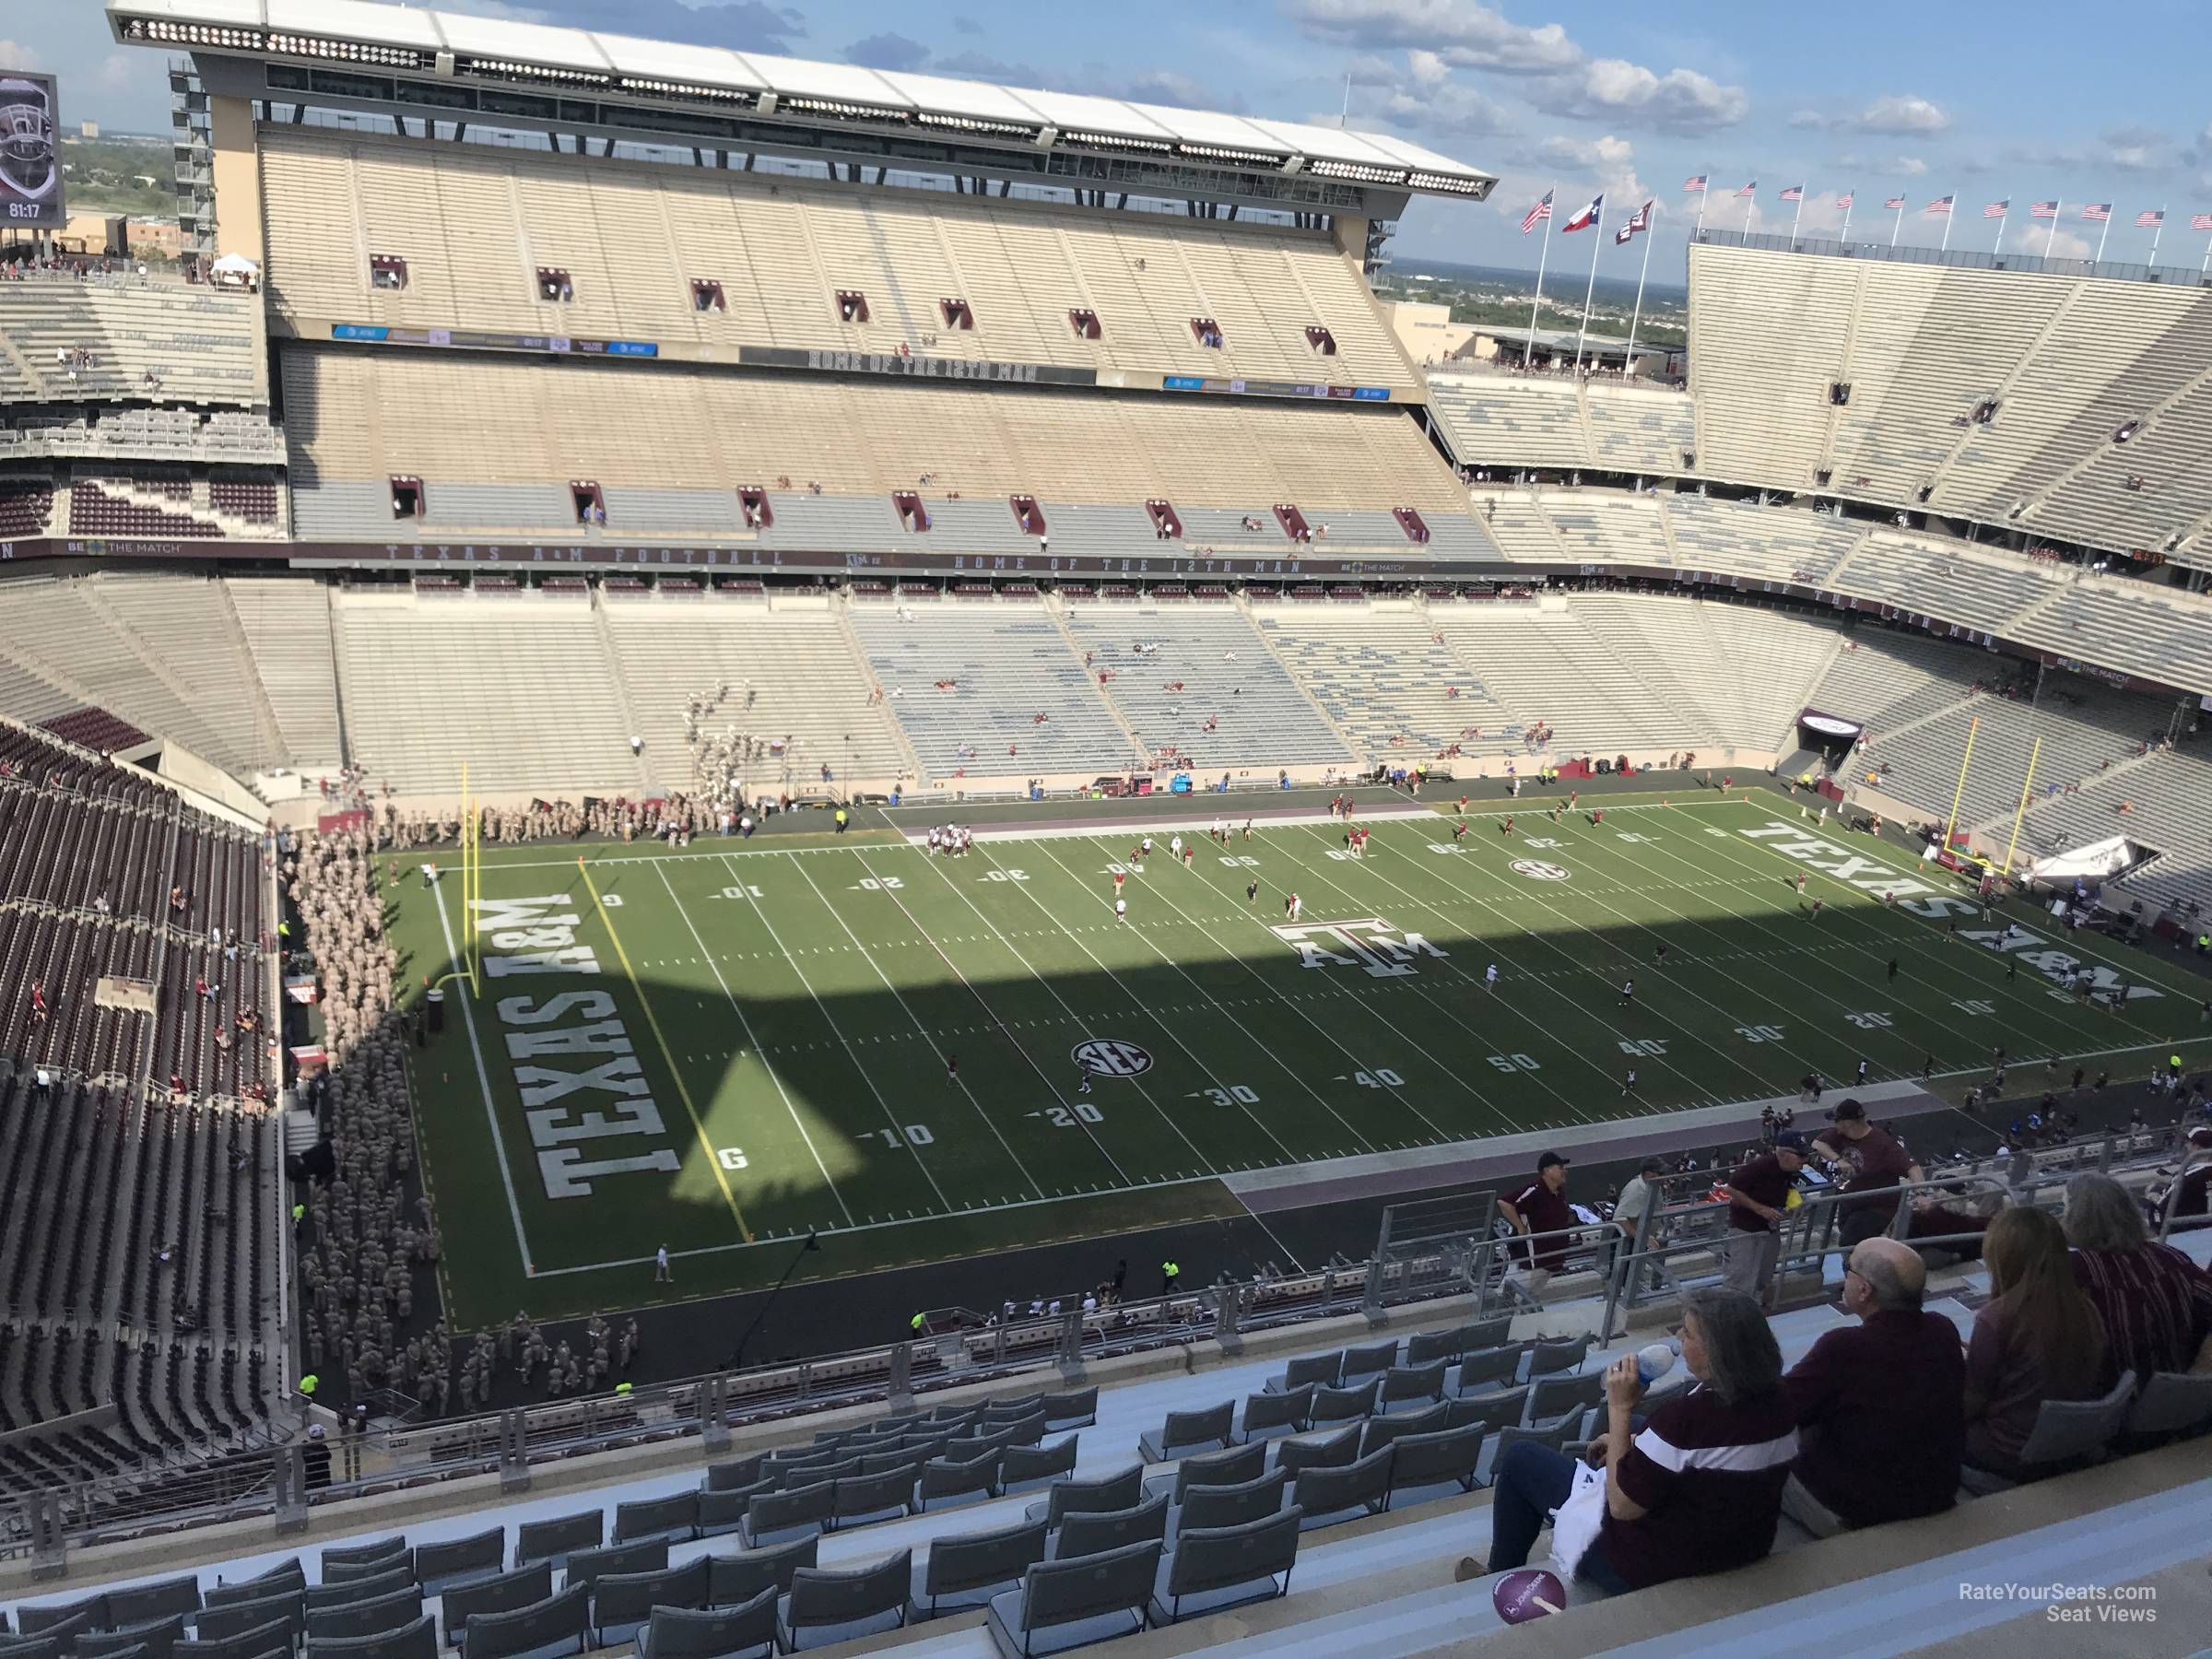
[1830,1098,1868,1122]
[1773,1130,1807,1151]
[1536,1150,1571,1171]
[1639,1157,1665,1175]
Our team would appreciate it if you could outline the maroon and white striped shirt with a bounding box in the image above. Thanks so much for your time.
[1603,1384,1798,1588]
[2071,1243,2212,1386]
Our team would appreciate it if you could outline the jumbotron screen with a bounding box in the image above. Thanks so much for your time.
[0,72,65,229]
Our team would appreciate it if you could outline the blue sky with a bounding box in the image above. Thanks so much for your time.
[12,0,2212,272]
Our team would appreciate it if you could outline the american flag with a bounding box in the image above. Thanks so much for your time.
[1779,184,1804,202]
[2082,203,2112,222]
[1925,195,1954,215]
[2135,208,2165,229]
[1683,174,1708,193]
[1836,192,1854,209]
[1735,181,1757,197]
[1983,199,2009,218]
[2194,213,2212,232]
[1884,194,1906,210]
[1522,190,1554,234]
[2030,201,2059,218]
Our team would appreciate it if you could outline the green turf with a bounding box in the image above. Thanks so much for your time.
[385,795,2212,1329]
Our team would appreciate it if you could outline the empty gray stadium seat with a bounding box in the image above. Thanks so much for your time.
[634,1592,776,1659]
[1449,1385,1530,1434]
[700,1482,770,1537]
[81,1618,182,1659]
[441,1564,552,1651]
[856,1448,924,1481]
[1238,1384,1313,1442]
[589,1558,709,1648]
[1340,1339,1400,1381]
[463,1585,589,1659]
[18,1600,108,1637]
[613,1491,700,1546]
[562,1537,669,1595]
[306,1571,413,1613]
[1145,1441,1266,1507]
[1139,1401,1234,1463]
[1308,1378,1382,1427]
[206,1566,302,1607]
[985,1394,1045,1423]
[1027,1465,1145,1532]
[777,1549,911,1652]
[703,1455,767,1493]
[2123,1371,2212,1441]
[412,1527,506,1594]
[741,1478,835,1547]
[1266,1351,1343,1394]
[1290,1443,1394,1528]
[305,1591,420,1644]
[998,1438,1077,1494]
[1528,1368,1606,1425]
[1453,1347,1524,1397]
[918,1447,1005,1510]
[1273,1425,1361,1479]
[1379,1360,1451,1412]
[175,1622,289,1659]
[704,1534,818,1609]
[1360,1402,1451,1456]
[994,1410,1048,1450]
[1176,1466,1288,1534]
[1041,1388,1098,1431]
[304,1619,437,1659]
[1528,1335,1593,1379]
[984,1541,1162,1659]
[0,1640,60,1659]
[1052,1494,1169,1561]
[322,1538,409,1577]
[1483,1411,1588,1485]
[513,1511,603,1570]
[1406,1318,1510,1367]
[108,1580,203,1629]
[1387,1423,1488,1500]
[830,1466,915,1528]
[910,1516,1049,1620]
[1960,1371,2137,1494]
[193,1594,303,1651]
[1148,1507,1303,1625]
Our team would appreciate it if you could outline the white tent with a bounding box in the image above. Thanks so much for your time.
[209,253,261,289]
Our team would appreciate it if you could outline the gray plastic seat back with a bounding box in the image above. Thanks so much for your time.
[830,1466,914,1523]
[1041,1387,1098,1430]
[703,1455,766,1493]
[1388,1424,1487,1492]
[322,1541,408,1583]
[1177,1467,1288,1533]
[2124,1371,2212,1438]
[441,1564,552,1650]
[194,1595,303,1650]
[1404,1328,1468,1367]
[463,1585,588,1659]
[20,1600,109,1637]
[1361,1403,1449,1456]
[206,1567,302,1610]
[1054,1494,1168,1560]
[591,1559,709,1641]
[1240,1386,1312,1440]
[413,1527,505,1594]
[1278,1351,1342,1391]
[2016,1370,2136,1467]
[1168,1440,1266,1504]
[1290,1443,1394,1519]
[1043,1464,1144,1530]
[635,1591,775,1659]
[82,1618,182,1659]
[0,1640,63,1659]
[1153,1402,1233,1456]
[1340,1339,1399,1380]
[177,1622,288,1659]
[306,1591,421,1644]
[924,1517,1049,1600]
[918,1448,1002,1507]
[514,1512,603,1570]
[1447,1386,1530,1433]
[109,1580,202,1629]
[1308,1378,1382,1425]
[1274,1426,1360,1478]
[304,1618,436,1659]
[1528,1335,1592,1377]
[613,1492,700,1545]
[998,1438,1075,1488]
[1162,1508,1301,1604]
[1014,1542,1162,1636]
[1453,1347,1523,1394]
[1494,1411,1584,1462]
[704,1535,817,1607]
[743,1479,834,1540]
[307,1570,414,1613]
[1381,1360,1449,1406]
[782,1549,911,1637]
[564,1537,669,1594]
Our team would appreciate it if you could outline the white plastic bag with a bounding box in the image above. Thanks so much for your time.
[1548,1462,1607,1578]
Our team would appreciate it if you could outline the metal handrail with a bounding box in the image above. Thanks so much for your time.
[2155,1149,2212,1244]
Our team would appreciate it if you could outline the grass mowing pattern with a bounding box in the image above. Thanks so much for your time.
[387,797,2212,1327]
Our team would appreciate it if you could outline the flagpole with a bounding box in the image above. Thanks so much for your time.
[1524,183,1555,371]
[1840,194,1854,243]
[1790,191,1805,248]
[1627,203,1655,367]
[2094,211,2112,265]
[1940,196,1953,253]
[2202,227,2211,276]
[1890,197,1903,248]
[2147,206,2166,269]
[1992,205,2006,256]
[1694,171,1708,235]
[2046,198,2062,258]
[1741,188,1754,245]
[1574,202,1604,371]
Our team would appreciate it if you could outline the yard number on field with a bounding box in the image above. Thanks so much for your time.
[1488,1053,1542,1073]
[1735,1023,1786,1043]
[1197,1084,1261,1106]
[855,876,904,890]
[1355,1067,1405,1088]
[721,884,765,900]
[871,1124,935,1147]
[1040,1103,1105,1127]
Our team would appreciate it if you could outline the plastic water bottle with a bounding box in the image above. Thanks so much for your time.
[1635,1342,1677,1386]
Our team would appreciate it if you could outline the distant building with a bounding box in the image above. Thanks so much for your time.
[1386,300,1477,368]
[55,212,183,259]
[1459,324,1677,379]
[80,121,100,139]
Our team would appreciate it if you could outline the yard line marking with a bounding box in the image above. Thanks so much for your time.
[644,858,855,1230]
[429,880,536,1277]
[775,852,1041,1199]
[888,849,1220,1185]
[1094,836,1464,1144]
[570,856,758,1239]
[994,838,1323,1159]
[849,848,1140,1187]
[706,856,959,1213]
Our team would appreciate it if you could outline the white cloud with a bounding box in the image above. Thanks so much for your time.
[1792,94,1950,136]
[1535,59,1746,135]
[1832,152,1929,178]
[1345,48,1512,137]
[0,40,43,71]
[1284,0,1579,74]
[96,52,136,92]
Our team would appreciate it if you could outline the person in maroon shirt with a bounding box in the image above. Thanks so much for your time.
[1779,1237,1965,1535]
[1811,1099,1923,1247]
[2063,1171,2212,1387]
[1723,1132,1806,1300]
[1498,1151,1579,1297]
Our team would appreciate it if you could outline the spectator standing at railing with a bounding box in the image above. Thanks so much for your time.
[1721,1133,1805,1298]
[1499,1151,1578,1297]
[1779,1237,1964,1536]
[1810,1100,1922,1248]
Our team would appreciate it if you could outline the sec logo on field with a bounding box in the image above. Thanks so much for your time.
[1511,860,1571,882]
[1073,1039,1153,1077]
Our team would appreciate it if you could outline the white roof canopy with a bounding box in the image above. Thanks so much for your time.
[109,0,1494,195]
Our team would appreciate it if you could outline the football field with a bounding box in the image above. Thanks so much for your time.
[390,792,2212,1330]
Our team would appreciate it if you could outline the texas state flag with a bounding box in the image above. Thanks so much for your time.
[1562,194,1604,232]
